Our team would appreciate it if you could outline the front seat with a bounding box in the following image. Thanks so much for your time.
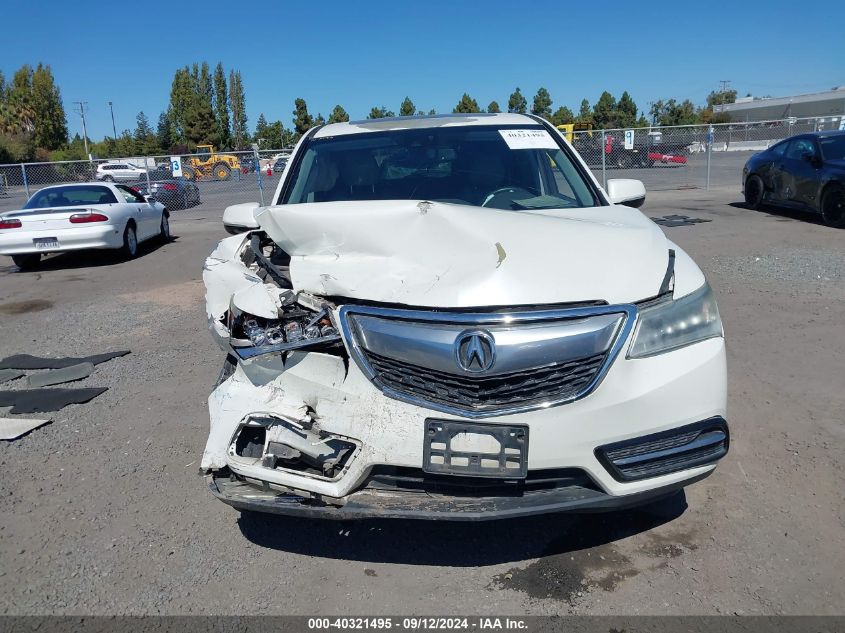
[339,152,380,200]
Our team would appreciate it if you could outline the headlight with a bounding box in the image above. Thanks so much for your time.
[628,283,723,359]
[228,301,341,359]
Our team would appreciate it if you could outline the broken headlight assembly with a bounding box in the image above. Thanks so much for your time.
[628,282,723,359]
[228,301,342,360]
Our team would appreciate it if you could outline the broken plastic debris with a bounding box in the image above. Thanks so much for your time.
[0,417,51,440]
[0,351,129,370]
[0,387,108,414]
[26,362,95,388]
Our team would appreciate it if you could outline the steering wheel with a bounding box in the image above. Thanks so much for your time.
[481,186,538,209]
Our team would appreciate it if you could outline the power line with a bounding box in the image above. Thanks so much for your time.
[718,80,732,93]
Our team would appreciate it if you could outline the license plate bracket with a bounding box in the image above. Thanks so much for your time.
[423,419,528,478]
[33,237,58,249]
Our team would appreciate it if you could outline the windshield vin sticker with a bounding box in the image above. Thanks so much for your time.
[499,129,558,150]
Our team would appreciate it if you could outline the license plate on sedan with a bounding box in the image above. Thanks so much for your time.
[33,237,59,249]
[423,419,528,478]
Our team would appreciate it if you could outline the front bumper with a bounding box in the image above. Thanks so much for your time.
[208,468,712,521]
[203,331,728,519]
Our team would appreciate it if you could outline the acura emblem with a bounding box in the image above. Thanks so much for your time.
[454,330,496,373]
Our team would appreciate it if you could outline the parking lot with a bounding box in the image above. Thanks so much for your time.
[1,185,842,615]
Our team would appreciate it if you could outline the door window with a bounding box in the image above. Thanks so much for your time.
[115,185,147,203]
[785,138,816,160]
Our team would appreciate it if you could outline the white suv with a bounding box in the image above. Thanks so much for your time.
[201,113,728,520]
[96,162,146,182]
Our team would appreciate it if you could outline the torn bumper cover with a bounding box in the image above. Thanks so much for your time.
[207,469,712,521]
[201,201,728,520]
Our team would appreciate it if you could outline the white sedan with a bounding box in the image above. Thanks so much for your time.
[0,182,170,269]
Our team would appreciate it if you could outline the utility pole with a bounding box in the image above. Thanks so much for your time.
[73,101,90,158]
[108,101,117,139]
[718,80,732,93]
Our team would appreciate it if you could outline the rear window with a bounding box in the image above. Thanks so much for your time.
[820,135,845,161]
[25,185,118,209]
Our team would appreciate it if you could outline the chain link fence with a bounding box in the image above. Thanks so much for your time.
[1,115,842,213]
[570,115,843,192]
[0,149,293,213]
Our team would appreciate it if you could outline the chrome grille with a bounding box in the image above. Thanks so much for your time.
[339,303,637,417]
[364,350,606,412]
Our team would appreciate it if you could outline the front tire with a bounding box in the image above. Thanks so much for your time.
[159,213,171,242]
[744,174,765,210]
[102,175,114,182]
[213,163,231,181]
[821,185,845,228]
[12,253,40,270]
[121,223,138,259]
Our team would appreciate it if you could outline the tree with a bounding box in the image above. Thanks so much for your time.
[133,111,159,154]
[293,98,315,134]
[328,104,349,123]
[5,65,35,135]
[168,67,193,142]
[213,62,231,149]
[254,113,269,143]
[31,64,67,150]
[616,91,638,128]
[367,106,394,119]
[576,98,592,124]
[699,89,737,124]
[507,87,527,114]
[592,91,617,128]
[487,101,501,113]
[228,69,248,148]
[453,93,481,113]
[551,106,574,126]
[399,97,416,117]
[182,62,217,145]
[156,111,175,153]
[650,99,699,126]
[531,87,553,119]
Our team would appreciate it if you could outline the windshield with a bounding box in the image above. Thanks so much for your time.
[24,185,118,209]
[282,124,600,210]
[820,135,845,161]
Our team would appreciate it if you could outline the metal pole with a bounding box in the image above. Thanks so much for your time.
[706,126,713,190]
[108,101,117,139]
[600,130,606,188]
[252,144,265,206]
[21,164,30,199]
[74,102,90,158]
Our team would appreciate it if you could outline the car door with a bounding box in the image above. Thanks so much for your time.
[756,141,787,196]
[115,184,156,239]
[792,138,823,209]
[779,138,818,208]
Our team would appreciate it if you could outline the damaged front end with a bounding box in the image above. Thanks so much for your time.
[202,230,360,485]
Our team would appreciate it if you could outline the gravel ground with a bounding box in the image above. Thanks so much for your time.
[0,187,843,616]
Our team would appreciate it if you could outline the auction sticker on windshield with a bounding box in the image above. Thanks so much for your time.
[499,128,558,150]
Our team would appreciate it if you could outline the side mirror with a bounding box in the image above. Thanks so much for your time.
[606,178,646,208]
[801,152,820,166]
[223,202,260,235]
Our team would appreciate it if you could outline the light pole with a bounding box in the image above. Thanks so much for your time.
[108,101,117,139]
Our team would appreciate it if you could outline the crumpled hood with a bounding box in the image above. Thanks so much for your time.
[256,200,669,307]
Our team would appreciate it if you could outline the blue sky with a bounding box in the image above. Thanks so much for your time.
[2,0,843,140]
